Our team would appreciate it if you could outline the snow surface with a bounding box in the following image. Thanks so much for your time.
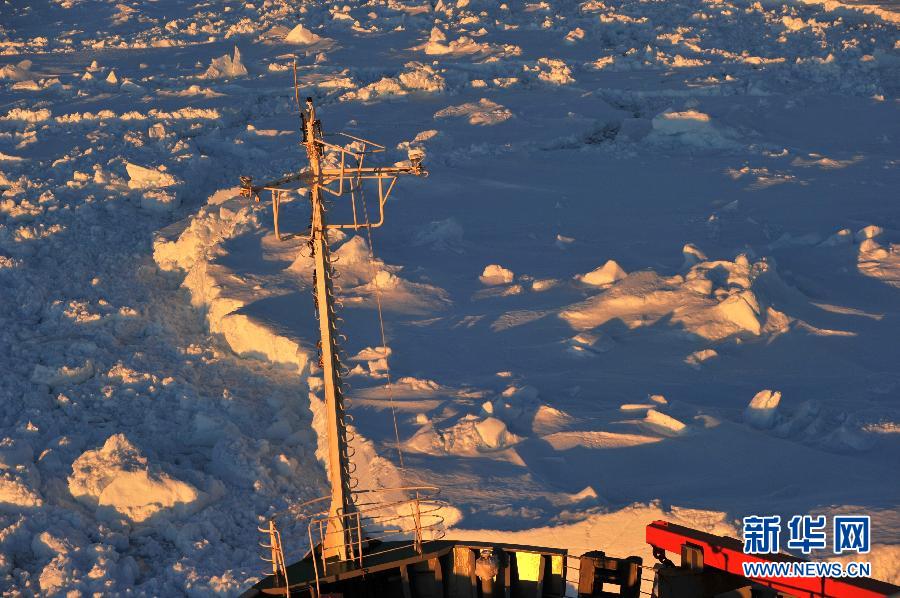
[1,0,899,595]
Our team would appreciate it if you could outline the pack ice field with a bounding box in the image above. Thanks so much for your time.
[0,0,898,596]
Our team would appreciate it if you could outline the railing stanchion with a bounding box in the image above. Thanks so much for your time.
[412,497,423,554]
[355,512,364,567]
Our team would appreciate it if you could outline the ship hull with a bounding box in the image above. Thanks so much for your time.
[243,539,578,598]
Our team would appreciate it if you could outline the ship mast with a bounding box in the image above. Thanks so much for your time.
[304,101,357,561]
[241,97,426,563]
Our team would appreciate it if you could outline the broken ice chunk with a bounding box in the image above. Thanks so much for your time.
[745,389,781,429]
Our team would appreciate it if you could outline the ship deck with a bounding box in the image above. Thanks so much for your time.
[248,538,570,596]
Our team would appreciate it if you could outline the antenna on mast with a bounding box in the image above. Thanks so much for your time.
[240,97,427,564]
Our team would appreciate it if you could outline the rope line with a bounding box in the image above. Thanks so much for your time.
[354,169,405,469]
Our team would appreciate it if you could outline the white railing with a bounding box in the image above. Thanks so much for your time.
[258,486,448,596]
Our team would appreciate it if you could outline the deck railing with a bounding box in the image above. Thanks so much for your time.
[258,486,448,596]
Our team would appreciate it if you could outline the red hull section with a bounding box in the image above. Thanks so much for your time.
[646,520,899,598]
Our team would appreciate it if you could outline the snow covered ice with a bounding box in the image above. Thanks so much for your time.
[1,0,899,595]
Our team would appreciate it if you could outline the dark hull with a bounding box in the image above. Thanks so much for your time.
[242,539,588,598]
[243,523,900,598]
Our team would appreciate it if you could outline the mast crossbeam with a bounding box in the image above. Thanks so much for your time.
[240,166,425,196]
